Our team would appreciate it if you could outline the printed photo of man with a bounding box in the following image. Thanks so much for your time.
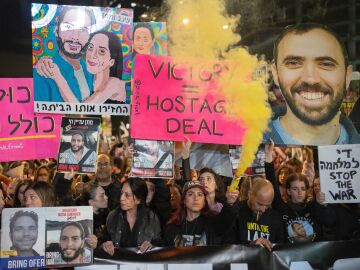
[54,221,91,265]
[133,139,173,169]
[59,131,96,166]
[9,210,40,257]
[265,23,360,145]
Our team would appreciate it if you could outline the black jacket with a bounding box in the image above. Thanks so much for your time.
[266,162,336,243]
[104,205,162,247]
[163,203,236,247]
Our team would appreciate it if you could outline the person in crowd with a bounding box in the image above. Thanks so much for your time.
[265,140,336,243]
[34,165,51,183]
[198,167,226,214]
[238,176,252,202]
[24,181,57,207]
[94,154,122,210]
[5,178,19,207]
[225,177,284,250]
[13,180,32,207]
[78,182,109,244]
[276,164,294,202]
[101,178,161,255]
[164,181,236,247]
[0,183,6,230]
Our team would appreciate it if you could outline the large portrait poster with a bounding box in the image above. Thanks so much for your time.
[0,78,61,162]
[0,206,93,269]
[0,208,46,270]
[45,206,93,267]
[57,117,100,174]
[131,139,174,178]
[32,4,133,115]
[131,54,247,145]
[318,144,360,203]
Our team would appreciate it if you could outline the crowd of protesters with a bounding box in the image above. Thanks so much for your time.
[0,131,359,258]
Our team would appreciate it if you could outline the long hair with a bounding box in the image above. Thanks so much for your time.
[24,181,57,207]
[14,180,32,207]
[89,30,123,78]
[198,167,226,204]
[123,178,148,206]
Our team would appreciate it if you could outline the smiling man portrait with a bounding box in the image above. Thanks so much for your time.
[265,23,360,145]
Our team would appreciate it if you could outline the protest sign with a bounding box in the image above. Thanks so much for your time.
[45,206,93,267]
[32,4,133,115]
[318,144,360,203]
[0,78,61,162]
[229,145,265,176]
[57,117,100,174]
[131,139,174,178]
[131,55,247,145]
[0,206,93,269]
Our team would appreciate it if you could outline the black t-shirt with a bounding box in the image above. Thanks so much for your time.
[226,201,284,244]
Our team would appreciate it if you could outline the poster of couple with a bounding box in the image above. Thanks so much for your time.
[32,4,133,115]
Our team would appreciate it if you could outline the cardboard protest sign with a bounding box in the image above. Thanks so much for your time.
[0,78,61,162]
[318,144,360,203]
[131,139,174,178]
[57,117,100,174]
[131,55,247,145]
[229,145,265,176]
[32,4,133,115]
[45,207,93,267]
[0,206,93,269]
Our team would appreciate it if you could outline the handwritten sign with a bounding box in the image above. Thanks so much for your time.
[318,144,360,203]
[131,55,247,144]
[0,78,61,162]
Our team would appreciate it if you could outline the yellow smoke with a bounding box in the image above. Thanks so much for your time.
[166,0,271,176]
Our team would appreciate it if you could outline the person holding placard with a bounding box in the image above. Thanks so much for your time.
[265,141,336,243]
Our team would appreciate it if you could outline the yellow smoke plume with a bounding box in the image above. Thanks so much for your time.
[166,0,271,177]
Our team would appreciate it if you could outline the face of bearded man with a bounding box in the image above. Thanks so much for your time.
[70,134,84,153]
[272,28,351,126]
[59,225,84,262]
[57,8,92,59]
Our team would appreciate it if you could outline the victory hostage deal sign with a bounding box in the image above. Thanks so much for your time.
[131,55,247,144]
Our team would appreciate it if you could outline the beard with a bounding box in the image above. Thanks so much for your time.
[71,145,84,153]
[60,247,83,262]
[280,81,344,126]
[57,37,87,59]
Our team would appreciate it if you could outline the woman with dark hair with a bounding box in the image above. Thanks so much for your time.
[198,167,226,214]
[0,182,6,230]
[265,141,335,243]
[78,182,108,243]
[24,181,57,207]
[14,180,33,207]
[101,178,161,255]
[164,181,235,247]
[275,164,294,202]
[34,165,51,183]
[50,30,126,103]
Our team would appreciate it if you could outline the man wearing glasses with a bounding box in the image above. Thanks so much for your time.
[94,154,121,210]
[34,6,95,102]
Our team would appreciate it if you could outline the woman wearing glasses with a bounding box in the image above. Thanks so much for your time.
[101,177,161,255]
